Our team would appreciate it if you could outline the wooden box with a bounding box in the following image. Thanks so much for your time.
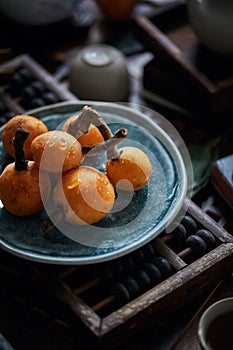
[135,3,233,117]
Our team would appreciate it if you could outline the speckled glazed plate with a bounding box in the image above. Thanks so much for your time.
[0,101,187,264]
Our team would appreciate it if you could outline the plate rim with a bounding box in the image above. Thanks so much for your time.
[0,101,188,265]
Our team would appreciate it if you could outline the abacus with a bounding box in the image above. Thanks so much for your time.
[0,53,76,128]
[0,54,233,344]
[29,199,233,340]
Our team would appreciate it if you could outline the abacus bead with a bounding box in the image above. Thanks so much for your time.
[181,215,198,235]
[142,243,155,261]
[152,257,172,278]
[172,223,187,242]
[131,269,151,292]
[143,263,162,284]
[11,71,24,87]
[9,73,23,95]
[22,86,37,100]
[110,260,124,279]
[121,255,135,271]
[97,264,113,283]
[30,80,47,95]
[132,249,146,266]
[121,276,140,299]
[42,91,59,104]
[15,66,34,83]
[186,235,206,255]
[17,67,34,83]
[196,229,216,250]
[110,283,130,304]
[30,97,45,108]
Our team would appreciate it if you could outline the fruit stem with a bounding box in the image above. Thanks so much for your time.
[68,105,112,140]
[13,129,29,171]
[82,128,127,158]
[68,105,127,159]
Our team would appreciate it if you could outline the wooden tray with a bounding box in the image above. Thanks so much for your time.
[135,3,233,116]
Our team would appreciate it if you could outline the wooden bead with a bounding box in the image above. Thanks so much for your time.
[152,256,172,278]
[186,235,206,256]
[131,269,151,292]
[196,229,216,250]
[143,263,162,284]
[121,276,140,299]
[181,215,198,236]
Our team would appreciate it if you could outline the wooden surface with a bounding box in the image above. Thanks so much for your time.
[171,276,233,349]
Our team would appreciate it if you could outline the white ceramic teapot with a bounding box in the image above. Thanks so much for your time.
[187,0,233,55]
[0,0,77,26]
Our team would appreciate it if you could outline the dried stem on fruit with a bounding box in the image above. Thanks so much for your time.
[68,105,112,140]
[68,105,128,160]
[82,128,127,157]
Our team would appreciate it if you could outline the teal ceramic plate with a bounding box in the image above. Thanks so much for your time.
[0,101,187,264]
